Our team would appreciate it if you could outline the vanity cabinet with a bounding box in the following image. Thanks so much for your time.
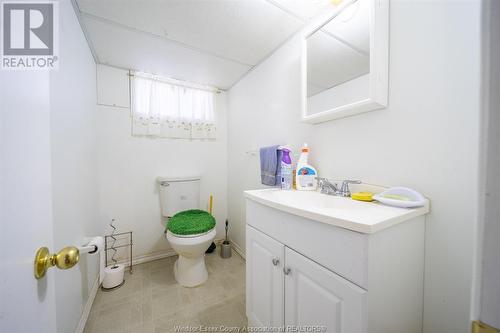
[245,191,429,333]
[246,225,284,327]
[247,225,365,333]
[284,246,366,333]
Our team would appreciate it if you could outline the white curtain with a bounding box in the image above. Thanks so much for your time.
[131,72,217,139]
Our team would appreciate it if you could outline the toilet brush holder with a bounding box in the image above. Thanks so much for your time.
[220,240,232,259]
[220,219,231,259]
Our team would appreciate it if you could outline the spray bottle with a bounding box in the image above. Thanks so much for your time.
[280,149,293,190]
[295,143,318,191]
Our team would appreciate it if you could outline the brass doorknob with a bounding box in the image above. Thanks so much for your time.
[34,246,80,279]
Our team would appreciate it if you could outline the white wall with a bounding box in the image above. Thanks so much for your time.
[49,2,102,333]
[227,1,482,333]
[96,66,228,262]
[479,0,500,328]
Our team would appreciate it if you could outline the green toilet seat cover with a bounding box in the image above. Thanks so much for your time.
[167,209,216,236]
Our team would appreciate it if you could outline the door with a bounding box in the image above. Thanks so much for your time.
[246,225,284,327]
[284,247,366,333]
[0,71,57,332]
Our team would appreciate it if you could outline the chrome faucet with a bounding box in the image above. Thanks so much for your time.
[317,178,361,197]
[338,179,361,197]
[317,177,339,195]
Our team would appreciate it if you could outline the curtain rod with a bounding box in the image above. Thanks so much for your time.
[128,71,222,94]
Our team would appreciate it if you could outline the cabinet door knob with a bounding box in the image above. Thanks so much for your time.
[283,267,291,275]
[272,258,280,266]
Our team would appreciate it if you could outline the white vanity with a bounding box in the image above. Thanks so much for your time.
[245,189,429,333]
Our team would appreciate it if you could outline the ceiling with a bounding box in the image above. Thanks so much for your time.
[74,0,351,90]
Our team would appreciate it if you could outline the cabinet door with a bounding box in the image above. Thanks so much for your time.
[284,248,367,333]
[246,225,284,327]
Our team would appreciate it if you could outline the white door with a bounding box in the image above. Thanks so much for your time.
[0,71,57,332]
[284,247,367,333]
[246,225,284,327]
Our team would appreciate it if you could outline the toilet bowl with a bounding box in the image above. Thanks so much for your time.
[157,176,216,287]
[166,228,216,287]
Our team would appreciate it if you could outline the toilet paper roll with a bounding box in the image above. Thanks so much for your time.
[85,236,105,284]
[102,264,125,289]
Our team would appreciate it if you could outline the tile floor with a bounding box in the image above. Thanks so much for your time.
[84,249,247,333]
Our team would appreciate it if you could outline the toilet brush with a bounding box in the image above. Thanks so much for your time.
[225,220,229,242]
[220,219,231,258]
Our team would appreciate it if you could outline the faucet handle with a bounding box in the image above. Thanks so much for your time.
[316,177,327,191]
[315,177,327,186]
[316,177,327,184]
[316,177,338,194]
[340,180,361,197]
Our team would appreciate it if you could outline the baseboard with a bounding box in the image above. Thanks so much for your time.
[214,237,225,246]
[74,274,100,333]
[110,239,246,268]
[120,249,178,267]
[231,240,246,260]
[472,321,500,333]
[112,241,235,268]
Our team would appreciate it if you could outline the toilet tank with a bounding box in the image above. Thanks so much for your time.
[157,176,201,217]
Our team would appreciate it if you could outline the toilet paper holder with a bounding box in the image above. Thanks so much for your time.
[34,238,102,280]
[104,231,133,274]
[34,246,80,279]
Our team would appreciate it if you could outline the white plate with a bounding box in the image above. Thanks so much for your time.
[373,187,426,208]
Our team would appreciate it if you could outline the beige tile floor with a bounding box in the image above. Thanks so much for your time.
[84,249,247,333]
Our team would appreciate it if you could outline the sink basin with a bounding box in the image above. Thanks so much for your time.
[244,188,430,233]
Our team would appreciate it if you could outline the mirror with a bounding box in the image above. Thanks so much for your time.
[301,0,389,124]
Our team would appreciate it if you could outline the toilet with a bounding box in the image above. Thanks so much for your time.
[158,176,216,287]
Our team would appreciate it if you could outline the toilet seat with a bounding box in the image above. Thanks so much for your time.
[167,209,216,236]
[167,227,216,238]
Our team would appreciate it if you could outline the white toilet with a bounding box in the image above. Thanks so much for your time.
[158,176,216,287]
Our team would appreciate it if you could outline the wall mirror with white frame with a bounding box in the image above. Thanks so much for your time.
[302,0,389,124]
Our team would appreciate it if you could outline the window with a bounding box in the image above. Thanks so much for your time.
[131,72,217,139]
